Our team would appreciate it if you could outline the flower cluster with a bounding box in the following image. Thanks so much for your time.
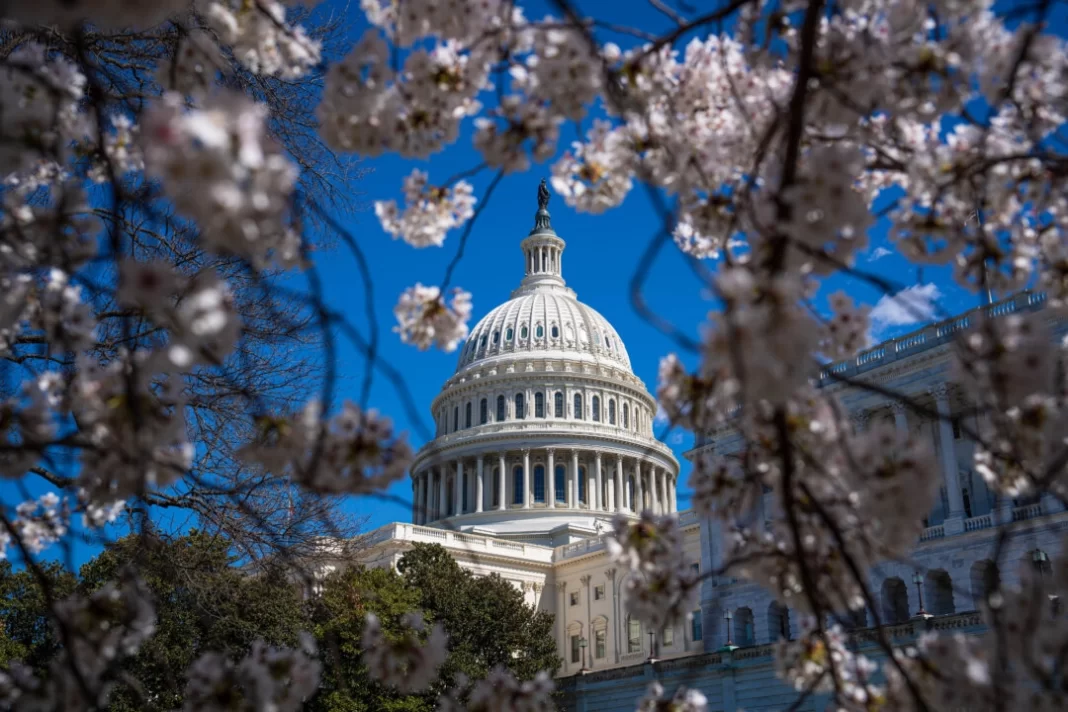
[636,681,708,712]
[242,400,413,495]
[361,611,447,693]
[142,91,301,270]
[182,633,321,712]
[607,512,699,629]
[205,0,322,79]
[394,283,473,352]
[438,666,555,712]
[375,170,477,248]
[775,625,882,711]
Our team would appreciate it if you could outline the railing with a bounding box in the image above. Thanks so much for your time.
[965,513,993,532]
[620,651,647,663]
[420,418,676,456]
[360,523,554,562]
[678,509,699,527]
[558,538,607,561]
[816,291,1047,385]
[1013,503,1043,522]
[920,524,944,541]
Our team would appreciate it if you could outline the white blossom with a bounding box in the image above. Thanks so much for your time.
[204,0,321,79]
[361,611,447,693]
[375,170,477,248]
[636,681,708,712]
[394,283,472,352]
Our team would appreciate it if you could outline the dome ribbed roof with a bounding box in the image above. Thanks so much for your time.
[454,181,632,374]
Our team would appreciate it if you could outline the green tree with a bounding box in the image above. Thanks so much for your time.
[0,560,77,671]
[308,566,429,712]
[78,531,306,711]
[397,544,560,693]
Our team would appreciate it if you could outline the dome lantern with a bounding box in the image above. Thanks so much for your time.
[517,179,567,296]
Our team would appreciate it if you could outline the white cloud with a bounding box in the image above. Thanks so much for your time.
[868,283,942,341]
[867,246,892,261]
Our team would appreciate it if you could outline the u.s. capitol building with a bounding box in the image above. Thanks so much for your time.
[356,187,1068,711]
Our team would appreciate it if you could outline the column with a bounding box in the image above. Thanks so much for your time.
[571,450,580,507]
[454,461,463,517]
[606,568,620,663]
[522,450,531,509]
[498,454,507,510]
[411,475,419,524]
[635,462,645,514]
[615,455,625,513]
[890,400,908,433]
[660,470,669,515]
[650,466,660,514]
[608,477,616,511]
[547,449,556,508]
[557,582,568,671]
[423,471,431,522]
[932,385,965,534]
[437,466,446,522]
[669,474,677,513]
[476,456,484,513]
[595,453,603,512]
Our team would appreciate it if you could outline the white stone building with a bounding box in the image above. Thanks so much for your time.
[358,186,1068,710]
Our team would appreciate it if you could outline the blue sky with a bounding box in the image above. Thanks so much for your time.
[316,1,987,533]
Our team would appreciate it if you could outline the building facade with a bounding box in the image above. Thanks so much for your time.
[358,187,1068,710]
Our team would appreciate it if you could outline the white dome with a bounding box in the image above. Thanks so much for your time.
[456,289,632,373]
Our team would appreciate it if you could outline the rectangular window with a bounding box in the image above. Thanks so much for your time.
[571,635,580,664]
[554,392,564,418]
[594,585,605,601]
[691,612,703,642]
[535,392,545,418]
[480,399,488,425]
[595,629,606,659]
[569,591,579,606]
[662,626,674,647]
[627,618,641,653]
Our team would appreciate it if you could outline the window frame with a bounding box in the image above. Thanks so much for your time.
[535,392,545,418]
[465,401,472,429]
[594,585,605,601]
[592,395,601,422]
[554,391,564,418]
[574,393,583,420]
[515,393,525,419]
[479,398,488,425]
[609,399,616,425]
[534,464,545,503]
[595,629,606,659]
[497,395,505,422]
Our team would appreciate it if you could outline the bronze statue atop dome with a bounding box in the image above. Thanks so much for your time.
[531,179,554,234]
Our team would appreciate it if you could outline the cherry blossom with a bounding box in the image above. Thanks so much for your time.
[361,611,447,693]
[394,283,473,352]
[636,681,708,712]
[375,170,477,248]
[205,0,322,79]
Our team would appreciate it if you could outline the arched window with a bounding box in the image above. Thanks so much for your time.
[551,324,559,338]
[513,466,524,505]
[497,395,505,422]
[515,393,525,419]
[465,402,472,429]
[592,395,601,422]
[555,465,566,503]
[453,406,459,433]
[881,578,909,624]
[735,607,755,646]
[574,394,584,419]
[578,466,587,504]
[535,392,545,418]
[609,399,616,425]
[623,403,629,429]
[768,602,791,641]
[520,325,528,339]
[479,334,487,350]
[627,615,642,653]
[554,392,564,418]
[479,398,488,425]
[534,465,545,503]
[926,569,956,616]
[535,324,544,338]
[691,611,703,642]
[492,330,500,344]
[506,327,513,341]
[492,467,500,506]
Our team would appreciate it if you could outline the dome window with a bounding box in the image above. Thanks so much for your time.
[551,325,559,338]
[493,330,500,344]
[592,395,601,422]
[496,395,506,421]
[536,324,544,338]
[480,335,487,350]
[506,327,514,341]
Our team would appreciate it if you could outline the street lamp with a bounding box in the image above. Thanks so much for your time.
[912,571,932,620]
[579,636,588,673]
[719,609,738,652]
[647,629,656,663]
[1032,549,1060,616]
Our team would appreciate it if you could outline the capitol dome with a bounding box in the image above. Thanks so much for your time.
[407,181,679,547]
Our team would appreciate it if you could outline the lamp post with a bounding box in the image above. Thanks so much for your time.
[647,629,656,663]
[579,636,588,673]
[718,609,738,652]
[912,571,932,620]
[1033,549,1060,616]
